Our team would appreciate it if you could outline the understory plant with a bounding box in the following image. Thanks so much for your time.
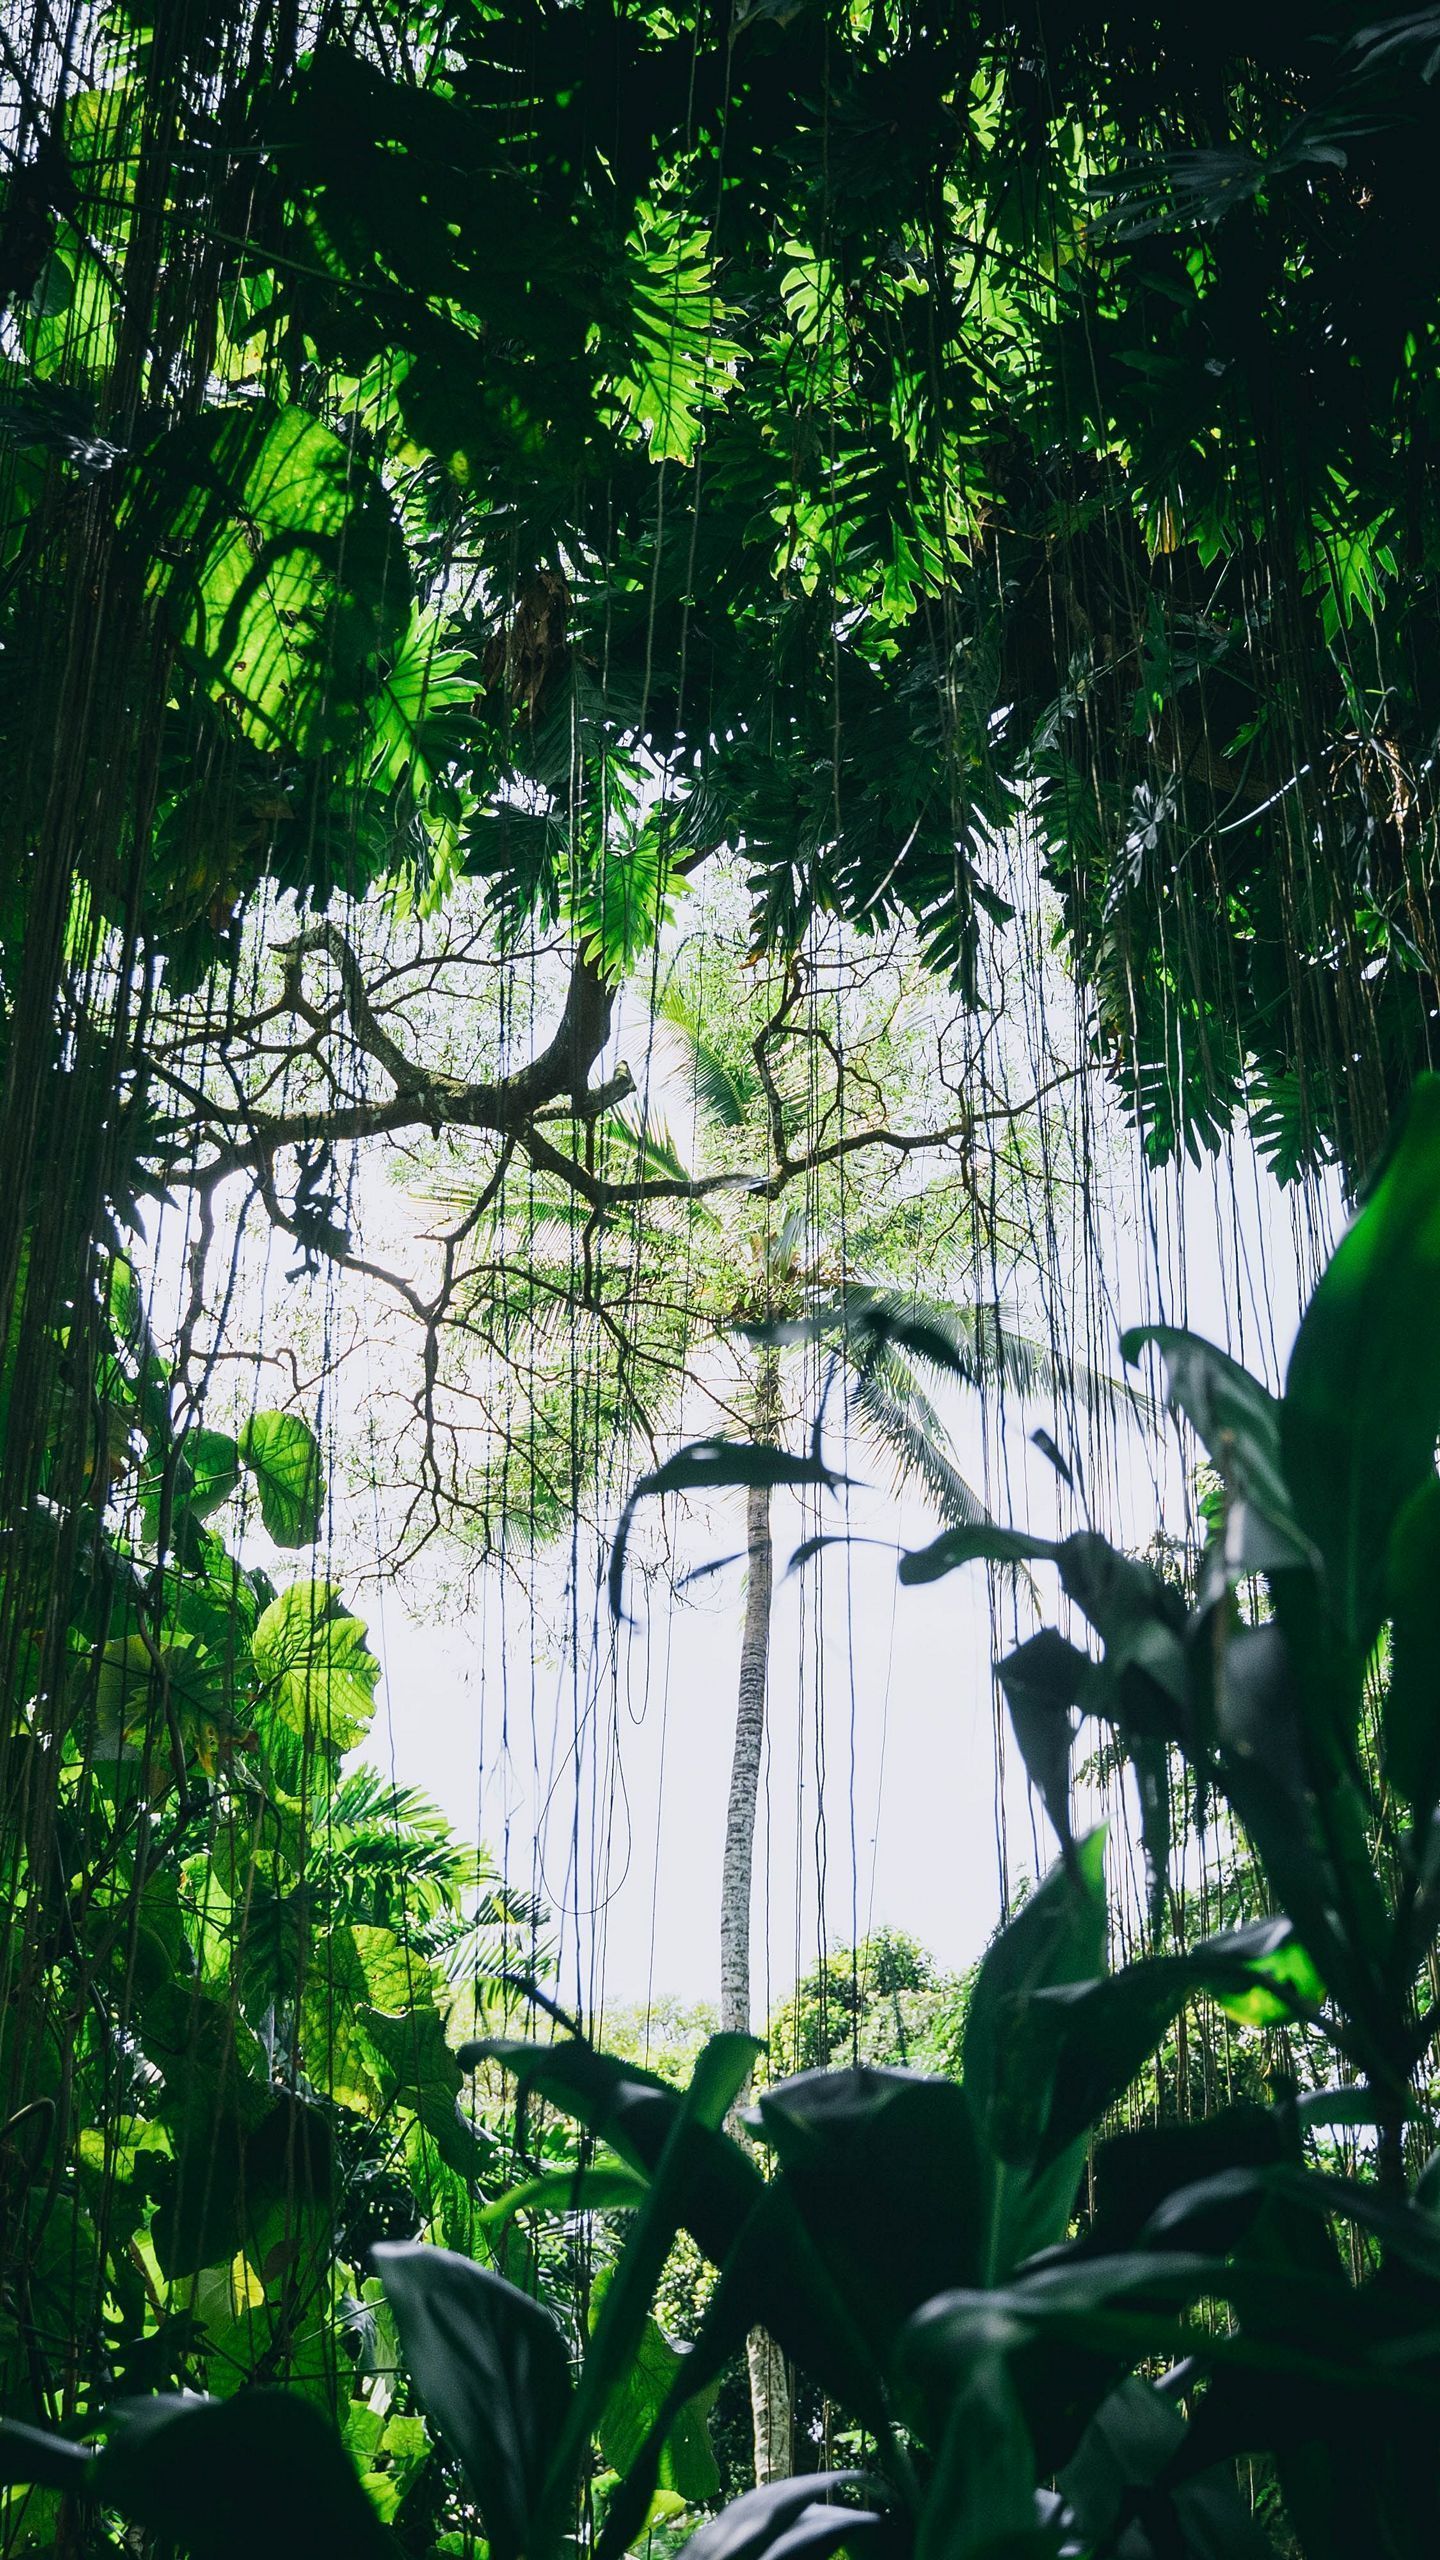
[11,1079,1440,2555]
[0,1242,547,2447]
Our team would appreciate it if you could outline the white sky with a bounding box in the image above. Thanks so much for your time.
[141,877,1346,2034]
[353,1133,1341,2031]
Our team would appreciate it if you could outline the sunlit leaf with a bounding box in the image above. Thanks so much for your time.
[120,402,410,756]
[240,1409,324,1546]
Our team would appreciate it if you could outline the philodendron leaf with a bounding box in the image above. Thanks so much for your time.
[1283,1072,1440,1650]
[97,2391,389,2560]
[350,601,478,801]
[594,2284,720,2504]
[139,1425,241,1541]
[251,1580,379,1761]
[678,2474,891,2560]
[240,1409,324,1545]
[120,401,410,756]
[373,2242,572,2560]
[0,2417,93,2487]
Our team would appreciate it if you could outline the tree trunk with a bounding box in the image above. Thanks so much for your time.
[720,1459,773,2044]
[744,2327,792,2488]
[720,1348,793,2485]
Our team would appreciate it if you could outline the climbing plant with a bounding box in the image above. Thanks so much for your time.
[8,1,1440,1194]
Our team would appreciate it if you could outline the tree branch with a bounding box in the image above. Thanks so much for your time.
[157,924,1069,1236]
[175,927,633,1193]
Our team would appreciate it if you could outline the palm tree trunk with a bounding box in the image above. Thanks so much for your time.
[720,1456,773,2041]
[720,1346,793,2485]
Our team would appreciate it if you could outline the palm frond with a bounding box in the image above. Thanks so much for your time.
[604,1105,693,1185]
[313,1765,487,1928]
[422,1885,554,1990]
[653,978,759,1129]
[847,1355,993,1532]
[837,1285,1153,1423]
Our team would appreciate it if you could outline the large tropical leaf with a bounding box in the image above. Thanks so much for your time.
[251,1579,380,1763]
[239,1408,324,1546]
[120,401,410,755]
[1283,1074,1440,1651]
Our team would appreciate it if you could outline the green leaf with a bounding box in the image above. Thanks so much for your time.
[360,1989,480,2175]
[996,1627,1091,1855]
[352,603,478,803]
[1383,1473,1440,1819]
[96,2391,388,2560]
[568,822,676,980]
[1022,1918,1323,2170]
[150,2092,333,2279]
[595,2286,719,2506]
[252,1580,380,1763]
[610,1439,846,1619]
[537,2033,760,2549]
[63,81,142,222]
[139,1426,241,1541]
[963,1832,1108,2277]
[898,1522,1060,1585]
[240,1410,324,1545]
[483,2162,650,2225]
[612,203,743,464]
[966,1832,1108,2154]
[90,1630,231,1756]
[1206,1926,1324,2029]
[898,2299,1037,2560]
[676,2478,889,2560]
[373,2242,572,2560]
[302,1923,423,2114]
[1122,1321,1308,1569]
[23,226,118,381]
[182,1428,243,1521]
[567,2173,887,2560]
[120,401,410,756]
[1059,2380,1186,2555]
[748,2066,986,2348]
[462,2034,761,2270]
[1283,1074,1440,1649]
[0,2419,93,2488]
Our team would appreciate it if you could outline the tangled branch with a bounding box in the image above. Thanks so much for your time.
[154,923,1044,1219]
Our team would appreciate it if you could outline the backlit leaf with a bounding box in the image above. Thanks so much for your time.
[120,402,410,756]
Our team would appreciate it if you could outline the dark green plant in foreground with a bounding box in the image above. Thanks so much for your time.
[13,1077,1440,2557]
[0,1239,548,2439]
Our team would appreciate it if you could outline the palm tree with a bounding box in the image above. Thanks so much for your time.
[427,943,1142,2482]
[696,1254,1132,2481]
